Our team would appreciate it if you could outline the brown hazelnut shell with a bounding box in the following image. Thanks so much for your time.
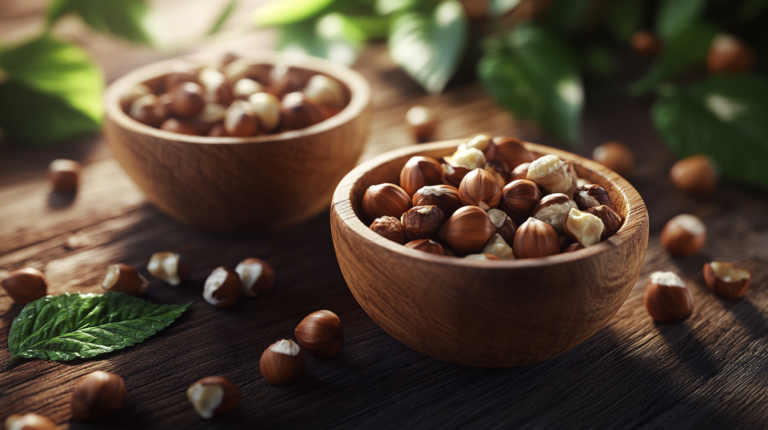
[585,205,623,240]
[644,280,694,324]
[399,156,444,196]
[187,376,241,418]
[512,218,561,259]
[458,169,501,210]
[1,267,48,304]
[405,239,445,255]
[573,184,612,210]
[660,216,706,257]
[260,340,305,386]
[295,310,344,358]
[362,183,412,220]
[703,262,751,299]
[438,206,496,255]
[71,371,126,421]
[670,155,718,195]
[493,137,535,168]
[401,205,446,240]
[412,185,462,215]
[370,216,409,245]
[501,179,542,225]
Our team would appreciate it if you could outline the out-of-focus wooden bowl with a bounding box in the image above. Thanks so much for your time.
[330,140,649,367]
[104,51,371,233]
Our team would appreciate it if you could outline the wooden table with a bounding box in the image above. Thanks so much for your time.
[2,2,768,428]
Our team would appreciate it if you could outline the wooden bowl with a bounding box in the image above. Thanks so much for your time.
[330,140,649,367]
[104,51,371,233]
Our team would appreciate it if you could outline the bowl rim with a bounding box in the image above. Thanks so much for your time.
[332,139,649,269]
[104,50,371,145]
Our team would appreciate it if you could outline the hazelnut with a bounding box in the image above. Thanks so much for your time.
[159,93,176,116]
[303,75,347,109]
[208,123,227,137]
[526,155,575,196]
[438,206,497,254]
[644,271,694,323]
[707,34,754,75]
[401,205,446,240]
[464,253,500,260]
[494,137,535,168]
[5,413,56,430]
[362,183,412,220]
[703,262,751,299]
[500,179,542,225]
[269,65,307,98]
[485,159,511,187]
[219,52,239,70]
[670,155,718,195]
[512,218,560,259]
[119,83,151,111]
[187,376,241,419]
[247,92,281,132]
[101,263,149,295]
[165,61,200,90]
[443,147,486,186]
[405,239,445,255]
[509,162,530,181]
[573,184,612,210]
[369,216,409,245]
[660,214,706,256]
[295,310,344,358]
[71,371,126,420]
[563,208,604,248]
[203,267,241,307]
[532,193,578,234]
[405,105,437,142]
[48,159,81,192]
[260,339,305,386]
[224,59,271,86]
[459,169,501,210]
[631,30,660,58]
[400,156,444,196]
[584,205,623,240]
[458,134,496,161]
[562,242,584,253]
[172,82,206,118]
[199,68,233,106]
[280,92,324,130]
[224,101,260,137]
[481,233,515,260]
[235,257,275,297]
[593,142,634,177]
[487,208,517,244]
[147,252,190,286]
[129,94,167,127]
[232,78,264,100]
[1,267,47,304]
[412,185,462,215]
[197,103,227,130]
[160,118,200,136]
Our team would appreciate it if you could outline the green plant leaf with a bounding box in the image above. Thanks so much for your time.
[490,0,522,17]
[8,292,191,361]
[345,15,391,39]
[389,0,468,94]
[375,0,423,15]
[47,0,154,44]
[656,0,705,39]
[630,20,717,96]
[278,13,365,65]
[208,0,238,36]
[653,76,768,188]
[543,0,590,34]
[478,24,583,144]
[580,45,615,78]
[252,0,335,27]
[607,0,647,42]
[0,35,104,145]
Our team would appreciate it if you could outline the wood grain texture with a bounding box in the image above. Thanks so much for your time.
[103,51,372,233]
[331,140,649,366]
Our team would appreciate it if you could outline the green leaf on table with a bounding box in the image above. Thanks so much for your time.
[630,20,717,95]
[278,13,365,65]
[478,24,583,144]
[47,0,154,44]
[607,0,647,42]
[389,0,468,94]
[252,0,335,27]
[656,0,705,39]
[652,76,768,188]
[208,0,238,36]
[8,292,191,361]
[0,35,104,145]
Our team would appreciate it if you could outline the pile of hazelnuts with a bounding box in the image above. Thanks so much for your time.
[120,53,349,137]
[363,134,626,259]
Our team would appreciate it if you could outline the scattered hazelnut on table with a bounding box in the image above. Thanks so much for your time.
[101,263,149,295]
[573,184,611,210]
[500,179,542,225]
[370,216,409,245]
[362,183,412,220]
[532,193,578,235]
[129,94,168,127]
[512,218,560,259]
[405,105,437,142]
[703,262,752,299]
[660,214,706,256]
[260,339,305,386]
[487,209,517,244]
[71,371,126,421]
[631,30,660,58]
[147,252,189,286]
[459,169,501,210]
[401,205,446,240]
[481,233,515,260]
[592,142,634,177]
[584,205,623,240]
[48,159,81,192]
[5,413,56,430]
[563,208,605,248]
[400,156,445,196]
[404,239,445,255]
[670,155,718,195]
[295,310,344,358]
[203,267,241,307]
[1,267,47,303]
[235,258,275,297]
[187,376,241,419]
[438,206,497,254]
[527,154,575,196]
[644,271,694,323]
[412,185,462,215]
[707,34,754,75]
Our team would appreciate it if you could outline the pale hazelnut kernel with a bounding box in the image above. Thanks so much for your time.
[444,148,487,170]
[235,258,275,297]
[147,252,189,286]
[527,155,574,195]
[464,253,500,260]
[6,413,56,430]
[303,75,347,108]
[703,262,751,298]
[487,208,517,244]
[187,376,241,419]
[481,233,515,260]
[203,267,241,307]
[247,92,281,132]
[458,134,493,156]
[232,78,264,99]
[532,193,578,234]
[198,103,227,125]
[563,208,604,248]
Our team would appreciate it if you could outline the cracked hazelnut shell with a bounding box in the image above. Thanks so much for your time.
[532,193,577,235]
[101,263,149,295]
[585,205,623,240]
[147,252,190,286]
[401,205,446,240]
[573,184,612,210]
[487,208,517,244]
[235,258,275,297]
[703,262,751,299]
[370,216,409,244]
[187,376,241,419]
[203,267,241,307]
[644,271,694,323]
[412,185,462,215]
[260,339,305,386]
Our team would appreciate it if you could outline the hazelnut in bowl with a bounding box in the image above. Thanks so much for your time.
[330,136,649,367]
[104,51,371,232]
